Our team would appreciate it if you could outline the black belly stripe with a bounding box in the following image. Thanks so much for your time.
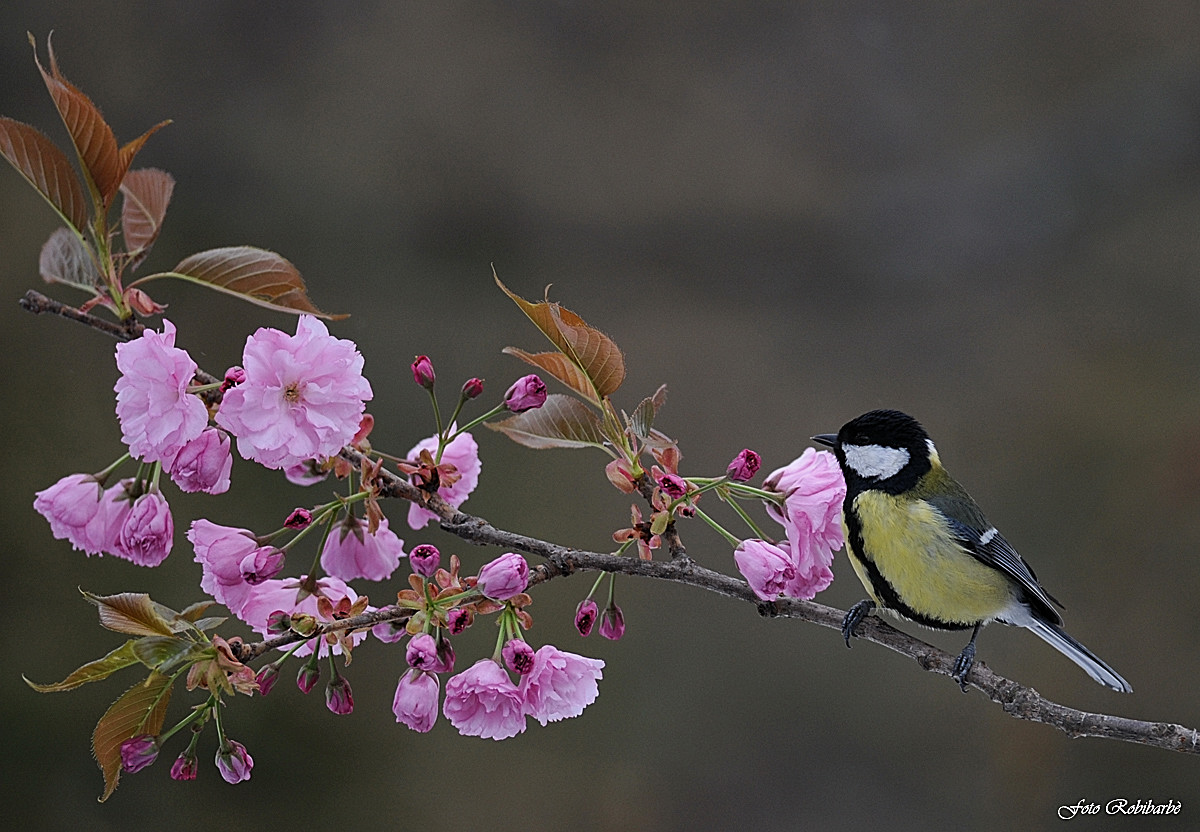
[844,505,975,632]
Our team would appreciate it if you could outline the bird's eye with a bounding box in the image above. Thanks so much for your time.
[853,433,869,445]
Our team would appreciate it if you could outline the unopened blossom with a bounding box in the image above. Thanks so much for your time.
[405,430,481,530]
[519,645,605,726]
[216,315,373,470]
[462,377,484,400]
[114,320,208,464]
[189,520,263,616]
[255,664,281,696]
[320,514,405,582]
[726,449,762,482]
[734,539,796,601]
[503,374,547,412]
[221,366,247,391]
[326,675,354,715]
[446,607,472,635]
[476,552,528,601]
[33,472,108,555]
[214,740,253,784]
[115,491,173,567]
[284,507,312,529]
[170,751,198,781]
[119,735,159,773]
[393,669,440,733]
[411,355,436,389]
[599,604,625,640]
[296,654,320,694]
[574,599,599,637]
[443,659,526,740]
[406,633,440,671]
[165,428,232,494]
[409,543,441,578]
[239,546,285,585]
[502,638,536,675]
[657,471,688,500]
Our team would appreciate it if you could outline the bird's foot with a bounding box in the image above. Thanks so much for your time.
[951,642,976,692]
[841,599,875,647]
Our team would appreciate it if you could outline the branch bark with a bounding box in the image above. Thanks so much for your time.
[21,289,1200,756]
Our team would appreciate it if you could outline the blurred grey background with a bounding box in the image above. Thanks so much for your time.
[2,2,1199,829]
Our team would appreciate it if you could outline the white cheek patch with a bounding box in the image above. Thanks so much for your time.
[842,443,910,480]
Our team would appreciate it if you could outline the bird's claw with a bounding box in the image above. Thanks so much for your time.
[841,599,876,647]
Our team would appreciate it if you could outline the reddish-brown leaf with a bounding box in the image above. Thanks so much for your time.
[82,591,177,637]
[502,348,598,405]
[0,116,89,231]
[120,168,174,258]
[487,393,608,450]
[162,246,346,319]
[93,671,173,802]
[39,227,103,290]
[31,34,122,208]
[116,119,171,181]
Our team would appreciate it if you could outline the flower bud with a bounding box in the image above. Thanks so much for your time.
[119,734,159,773]
[476,552,529,601]
[215,740,253,784]
[393,669,440,733]
[406,633,440,671]
[600,603,626,640]
[502,638,536,675]
[446,607,473,635]
[255,663,281,696]
[411,355,436,389]
[657,472,688,500]
[574,599,599,637]
[726,448,762,482]
[435,633,456,673]
[221,366,247,391]
[461,377,484,400]
[239,547,285,585]
[116,491,174,567]
[166,428,233,495]
[503,374,547,413]
[326,675,355,715]
[409,543,441,578]
[296,653,321,694]
[170,750,198,781]
[284,507,313,529]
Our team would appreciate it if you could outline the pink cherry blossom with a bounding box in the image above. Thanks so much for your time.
[188,520,262,615]
[165,428,233,494]
[476,552,529,601]
[763,448,846,554]
[519,645,605,726]
[405,430,481,529]
[734,539,797,600]
[238,575,369,657]
[216,315,373,470]
[114,320,208,463]
[33,473,108,555]
[215,740,253,784]
[443,659,526,740]
[114,491,173,567]
[393,669,440,733]
[780,534,836,600]
[503,374,547,412]
[319,514,405,582]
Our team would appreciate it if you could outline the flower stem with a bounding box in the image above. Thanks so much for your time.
[694,507,743,548]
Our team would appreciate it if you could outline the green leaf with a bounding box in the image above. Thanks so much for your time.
[131,636,209,674]
[82,591,177,637]
[39,227,102,291]
[23,640,140,692]
[188,616,228,632]
[144,246,346,319]
[0,116,89,232]
[176,600,216,622]
[496,275,625,404]
[93,672,173,802]
[487,393,608,450]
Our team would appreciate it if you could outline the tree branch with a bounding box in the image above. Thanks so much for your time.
[21,290,1200,756]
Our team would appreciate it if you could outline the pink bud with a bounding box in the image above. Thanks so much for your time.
[726,449,761,482]
[166,428,233,494]
[326,675,354,715]
[115,491,174,567]
[393,669,440,733]
[657,472,688,500]
[265,610,291,635]
[502,638,536,675]
[221,366,246,391]
[409,543,441,578]
[170,751,198,781]
[406,633,440,671]
[600,604,626,640]
[435,633,456,673]
[476,552,529,601]
[239,547,285,585]
[462,377,484,400]
[284,507,313,529]
[574,599,599,637]
[411,355,436,389]
[119,734,159,773]
[446,607,473,635]
[296,655,321,694]
[255,663,280,696]
[214,740,253,784]
[503,374,547,413]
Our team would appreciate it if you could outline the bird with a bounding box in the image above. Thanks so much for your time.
[811,409,1131,693]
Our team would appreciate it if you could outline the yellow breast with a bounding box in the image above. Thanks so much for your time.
[849,491,1013,625]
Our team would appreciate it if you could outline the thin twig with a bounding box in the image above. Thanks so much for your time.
[21,290,1200,756]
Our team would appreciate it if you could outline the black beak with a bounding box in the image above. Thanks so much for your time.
[811,433,837,448]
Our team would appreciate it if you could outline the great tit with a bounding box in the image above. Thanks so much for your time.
[812,409,1131,693]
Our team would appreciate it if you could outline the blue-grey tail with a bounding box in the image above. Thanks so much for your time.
[1025,619,1132,693]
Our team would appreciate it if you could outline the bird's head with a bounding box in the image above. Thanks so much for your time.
[812,409,936,489]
